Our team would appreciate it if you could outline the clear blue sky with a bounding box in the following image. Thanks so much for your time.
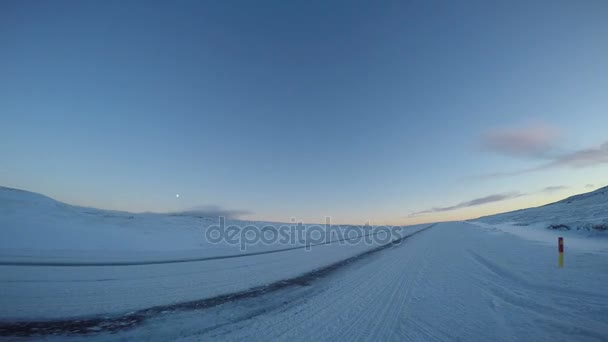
[2,0,607,224]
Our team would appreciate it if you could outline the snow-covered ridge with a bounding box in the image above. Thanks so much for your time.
[1,186,226,260]
[0,186,432,320]
[0,186,412,265]
[475,185,608,231]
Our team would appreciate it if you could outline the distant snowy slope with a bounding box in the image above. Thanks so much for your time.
[0,186,219,257]
[475,185,608,231]
[0,186,411,264]
[0,186,431,320]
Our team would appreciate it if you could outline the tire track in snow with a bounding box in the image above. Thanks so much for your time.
[187,222,443,342]
[0,224,436,337]
[110,221,608,342]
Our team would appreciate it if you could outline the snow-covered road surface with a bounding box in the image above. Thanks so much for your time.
[4,221,607,341]
[0,225,429,321]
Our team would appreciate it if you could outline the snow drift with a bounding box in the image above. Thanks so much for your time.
[475,185,608,231]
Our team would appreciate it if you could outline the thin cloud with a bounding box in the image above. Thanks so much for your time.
[524,141,608,171]
[541,185,568,193]
[480,122,560,159]
[473,168,536,179]
[544,141,608,168]
[173,205,251,219]
[476,140,608,179]
[410,192,525,216]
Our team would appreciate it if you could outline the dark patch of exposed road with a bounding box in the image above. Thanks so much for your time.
[0,224,436,337]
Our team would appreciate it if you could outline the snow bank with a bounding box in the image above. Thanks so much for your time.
[475,185,608,232]
[0,186,427,320]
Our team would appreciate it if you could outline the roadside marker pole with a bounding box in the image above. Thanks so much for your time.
[558,237,564,268]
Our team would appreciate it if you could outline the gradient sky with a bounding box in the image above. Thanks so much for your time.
[1,0,607,225]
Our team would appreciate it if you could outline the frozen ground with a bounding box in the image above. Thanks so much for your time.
[0,186,392,265]
[0,187,423,320]
[475,185,608,231]
[1,186,607,341]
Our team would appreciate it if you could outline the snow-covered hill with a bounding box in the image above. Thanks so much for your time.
[0,186,240,262]
[0,186,393,264]
[475,185,608,231]
[1,186,607,340]
[0,186,432,321]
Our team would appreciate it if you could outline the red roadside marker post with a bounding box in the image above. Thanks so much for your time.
[558,237,564,268]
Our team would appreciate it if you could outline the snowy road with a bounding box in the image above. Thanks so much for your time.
[137,222,606,342]
[4,221,607,341]
[0,225,430,322]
